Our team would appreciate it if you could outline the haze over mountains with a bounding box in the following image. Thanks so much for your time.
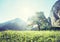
[0,18,27,31]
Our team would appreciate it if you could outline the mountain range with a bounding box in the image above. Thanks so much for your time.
[0,18,27,31]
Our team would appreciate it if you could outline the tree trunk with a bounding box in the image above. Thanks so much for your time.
[38,24,40,31]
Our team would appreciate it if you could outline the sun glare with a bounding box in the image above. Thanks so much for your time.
[18,6,35,23]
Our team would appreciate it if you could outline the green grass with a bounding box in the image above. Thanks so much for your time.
[0,30,60,42]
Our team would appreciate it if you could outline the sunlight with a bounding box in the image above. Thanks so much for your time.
[18,6,35,23]
[0,0,57,23]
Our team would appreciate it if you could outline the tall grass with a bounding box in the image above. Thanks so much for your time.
[0,30,60,42]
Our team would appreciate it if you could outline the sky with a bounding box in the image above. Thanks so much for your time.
[0,0,57,23]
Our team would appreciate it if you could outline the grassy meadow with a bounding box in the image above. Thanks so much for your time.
[0,30,60,42]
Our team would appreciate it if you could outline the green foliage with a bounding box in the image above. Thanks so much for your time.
[28,12,50,30]
[0,31,60,42]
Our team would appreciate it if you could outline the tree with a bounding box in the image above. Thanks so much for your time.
[48,17,51,25]
[28,11,48,30]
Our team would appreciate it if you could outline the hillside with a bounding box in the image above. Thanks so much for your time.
[0,18,27,31]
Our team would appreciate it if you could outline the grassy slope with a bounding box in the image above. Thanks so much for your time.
[0,30,60,42]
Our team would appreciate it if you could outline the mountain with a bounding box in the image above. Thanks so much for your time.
[0,18,27,31]
[50,0,60,27]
